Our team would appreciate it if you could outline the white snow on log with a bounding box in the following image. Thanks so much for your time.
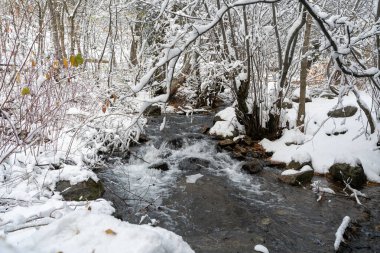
[186,173,204,184]
[254,244,269,253]
[334,216,351,251]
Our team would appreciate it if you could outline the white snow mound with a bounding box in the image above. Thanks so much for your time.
[10,210,194,253]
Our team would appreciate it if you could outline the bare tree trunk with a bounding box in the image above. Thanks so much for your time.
[296,13,312,132]
[130,26,138,65]
[98,0,112,70]
[376,0,380,69]
[235,6,253,136]
[216,0,229,59]
[47,0,63,61]
[64,0,82,56]
[37,2,47,61]
[272,3,282,70]
[227,9,238,60]
[58,6,67,59]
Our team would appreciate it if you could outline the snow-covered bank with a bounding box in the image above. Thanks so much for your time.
[0,112,194,253]
[3,208,194,253]
[261,92,380,183]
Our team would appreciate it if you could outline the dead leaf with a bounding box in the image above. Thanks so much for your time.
[102,104,107,113]
[53,60,59,69]
[105,228,117,235]
[63,58,69,68]
[16,72,21,84]
[110,94,117,103]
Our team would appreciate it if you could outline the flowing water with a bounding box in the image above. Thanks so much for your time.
[98,114,380,253]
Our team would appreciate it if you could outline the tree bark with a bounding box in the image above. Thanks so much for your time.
[58,6,67,59]
[272,3,282,70]
[47,0,63,61]
[296,13,312,132]
[376,0,380,69]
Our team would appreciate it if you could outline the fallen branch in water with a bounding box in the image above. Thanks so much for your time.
[341,174,368,205]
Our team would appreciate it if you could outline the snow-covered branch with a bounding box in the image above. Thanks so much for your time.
[334,216,350,251]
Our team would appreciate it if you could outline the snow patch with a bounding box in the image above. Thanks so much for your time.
[281,165,313,176]
[291,152,312,164]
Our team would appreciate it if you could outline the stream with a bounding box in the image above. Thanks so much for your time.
[98,114,380,253]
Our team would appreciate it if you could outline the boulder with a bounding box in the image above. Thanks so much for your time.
[138,134,149,143]
[178,157,210,172]
[217,139,235,148]
[241,159,264,174]
[55,179,104,201]
[234,144,248,155]
[327,106,358,118]
[279,165,314,186]
[287,152,312,170]
[329,162,367,188]
[143,105,161,116]
[166,137,185,150]
[148,162,169,171]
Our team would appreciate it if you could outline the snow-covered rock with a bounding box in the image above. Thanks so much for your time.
[329,159,367,188]
[280,165,314,186]
[287,152,312,170]
[209,107,244,138]
[327,105,358,118]
[55,179,104,201]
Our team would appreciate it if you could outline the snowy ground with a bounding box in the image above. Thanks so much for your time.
[261,91,380,183]
[207,90,379,183]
